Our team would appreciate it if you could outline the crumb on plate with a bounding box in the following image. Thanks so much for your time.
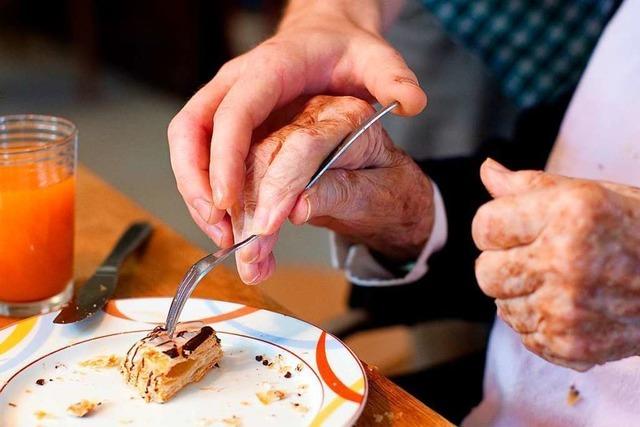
[8,402,17,407]
[222,415,242,426]
[79,354,122,369]
[35,379,45,386]
[34,410,52,420]
[567,384,581,406]
[292,402,309,413]
[256,383,286,405]
[67,400,101,417]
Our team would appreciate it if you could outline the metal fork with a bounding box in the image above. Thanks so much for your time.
[164,101,399,336]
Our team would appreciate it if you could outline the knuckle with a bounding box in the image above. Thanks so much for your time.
[563,182,608,214]
[167,111,190,143]
[339,96,375,127]
[474,253,493,291]
[471,203,495,246]
[331,169,355,207]
[523,170,552,188]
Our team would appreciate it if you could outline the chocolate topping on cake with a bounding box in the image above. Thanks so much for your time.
[182,326,214,355]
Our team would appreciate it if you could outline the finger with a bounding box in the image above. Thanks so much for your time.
[186,206,234,248]
[289,166,411,227]
[520,332,594,371]
[236,252,276,285]
[472,190,552,250]
[358,44,427,116]
[168,63,239,225]
[480,158,568,198]
[237,231,279,265]
[252,118,363,235]
[474,246,543,299]
[210,57,305,210]
[496,296,543,334]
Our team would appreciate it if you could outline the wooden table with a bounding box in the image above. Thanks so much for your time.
[0,167,452,427]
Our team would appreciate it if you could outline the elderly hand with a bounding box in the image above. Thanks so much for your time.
[473,159,640,371]
[222,95,434,284]
[167,0,426,244]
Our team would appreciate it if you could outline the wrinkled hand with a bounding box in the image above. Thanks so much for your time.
[473,159,640,371]
[167,0,426,244]
[225,95,433,284]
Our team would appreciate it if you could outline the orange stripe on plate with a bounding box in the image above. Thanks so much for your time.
[103,301,258,324]
[316,331,364,404]
[310,378,365,427]
[103,300,133,321]
[0,316,38,356]
[200,306,259,323]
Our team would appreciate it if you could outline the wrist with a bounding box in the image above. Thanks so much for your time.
[280,0,385,35]
[360,168,435,263]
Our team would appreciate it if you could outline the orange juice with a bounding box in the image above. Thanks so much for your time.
[0,165,74,302]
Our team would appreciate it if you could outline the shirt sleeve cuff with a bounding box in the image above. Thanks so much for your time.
[330,180,448,287]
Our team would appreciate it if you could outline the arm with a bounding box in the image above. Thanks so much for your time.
[167,0,426,250]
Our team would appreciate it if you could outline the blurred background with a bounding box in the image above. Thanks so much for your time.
[0,0,515,415]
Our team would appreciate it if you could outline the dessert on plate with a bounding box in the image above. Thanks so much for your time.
[121,321,222,403]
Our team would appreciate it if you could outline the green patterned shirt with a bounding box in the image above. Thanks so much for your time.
[419,0,617,107]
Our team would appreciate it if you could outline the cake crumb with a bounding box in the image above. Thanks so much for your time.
[256,383,286,405]
[34,410,52,420]
[8,402,17,407]
[567,384,581,406]
[292,402,309,413]
[79,354,122,369]
[373,413,384,423]
[67,400,101,417]
[222,415,242,426]
[35,379,45,386]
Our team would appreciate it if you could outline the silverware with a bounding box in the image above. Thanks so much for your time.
[164,101,399,336]
[53,222,153,324]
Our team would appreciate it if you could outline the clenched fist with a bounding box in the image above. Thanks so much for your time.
[473,159,640,371]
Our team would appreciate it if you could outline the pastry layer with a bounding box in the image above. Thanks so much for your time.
[121,322,222,402]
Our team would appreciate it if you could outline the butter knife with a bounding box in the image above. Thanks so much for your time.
[53,221,153,324]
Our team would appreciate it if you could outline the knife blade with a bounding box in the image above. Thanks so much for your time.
[53,221,153,324]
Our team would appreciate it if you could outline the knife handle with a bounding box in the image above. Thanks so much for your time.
[103,222,153,268]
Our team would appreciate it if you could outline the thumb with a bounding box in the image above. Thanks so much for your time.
[289,170,357,225]
[480,158,567,198]
[359,45,427,116]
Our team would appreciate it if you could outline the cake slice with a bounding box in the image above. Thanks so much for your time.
[121,321,223,403]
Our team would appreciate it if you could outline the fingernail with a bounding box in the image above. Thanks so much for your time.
[395,76,420,87]
[245,268,261,285]
[206,224,223,243]
[193,198,212,223]
[303,195,312,223]
[252,208,269,235]
[213,185,224,208]
[240,243,260,264]
[485,158,509,172]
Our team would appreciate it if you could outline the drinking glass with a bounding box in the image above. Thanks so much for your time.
[0,115,77,316]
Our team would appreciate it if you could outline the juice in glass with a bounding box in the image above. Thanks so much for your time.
[0,115,76,316]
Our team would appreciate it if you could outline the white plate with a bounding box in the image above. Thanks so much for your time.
[0,298,367,426]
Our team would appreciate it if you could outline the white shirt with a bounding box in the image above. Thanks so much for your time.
[466,0,640,425]
[334,0,640,424]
